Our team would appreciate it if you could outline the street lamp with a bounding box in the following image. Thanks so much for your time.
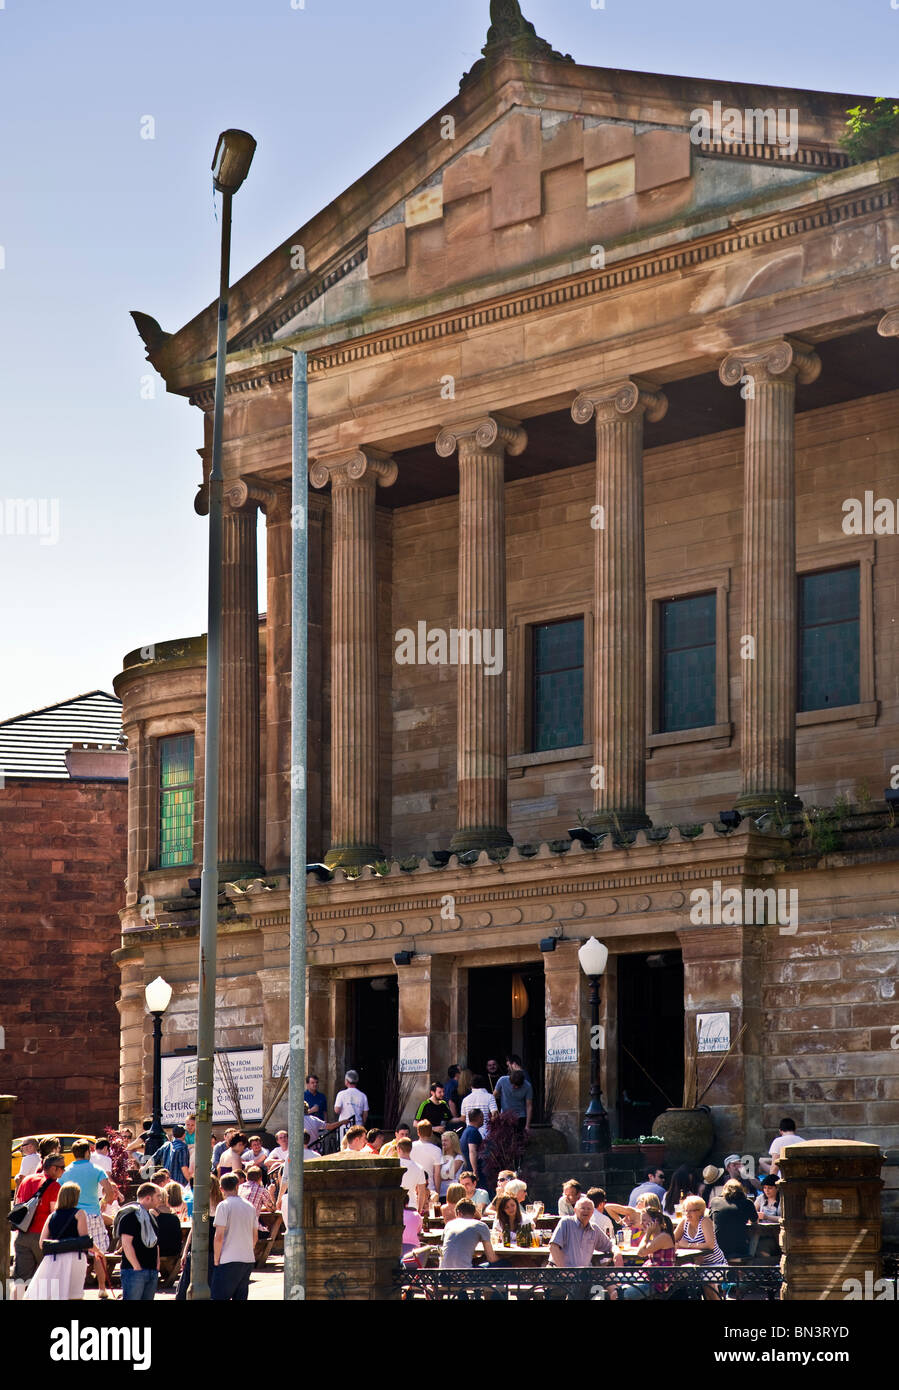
[191,127,257,1302]
[144,976,173,1157]
[578,937,611,1153]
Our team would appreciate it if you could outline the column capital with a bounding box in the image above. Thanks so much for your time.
[571,379,668,426]
[719,337,821,388]
[309,447,397,491]
[877,307,899,339]
[225,477,291,519]
[435,412,527,459]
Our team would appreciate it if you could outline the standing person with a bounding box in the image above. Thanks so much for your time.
[157,1125,192,1185]
[211,1172,259,1301]
[66,1140,115,1300]
[175,1174,222,1300]
[444,1065,462,1121]
[410,1120,442,1195]
[415,1081,453,1137]
[12,1153,66,1288]
[154,1185,185,1288]
[24,1181,92,1301]
[119,1184,161,1302]
[767,1119,807,1174]
[461,1075,497,1136]
[396,1138,428,1213]
[485,1059,502,1094]
[458,1111,486,1186]
[183,1113,197,1148]
[493,1067,533,1132]
[303,1074,328,1122]
[15,1138,41,1189]
[333,1071,369,1128]
[438,1131,464,1195]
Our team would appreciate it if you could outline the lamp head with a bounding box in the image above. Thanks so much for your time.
[577,937,608,978]
[145,975,173,1015]
[212,129,257,194]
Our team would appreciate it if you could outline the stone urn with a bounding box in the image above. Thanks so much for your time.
[650,1107,714,1169]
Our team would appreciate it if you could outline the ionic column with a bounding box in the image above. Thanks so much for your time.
[436,414,527,853]
[719,338,821,814]
[571,380,667,832]
[310,448,397,867]
[218,494,262,878]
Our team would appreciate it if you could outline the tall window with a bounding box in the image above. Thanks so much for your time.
[159,735,194,867]
[659,593,716,732]
[799,566,860,711]
[532,618,584,752]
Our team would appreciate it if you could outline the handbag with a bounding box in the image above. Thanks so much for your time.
[42,1235,93,1255]
[8,1178,54,1232]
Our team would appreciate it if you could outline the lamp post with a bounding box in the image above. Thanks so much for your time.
[191,127,256,1301]
[578,937,611,1153]
[144,975,173,1156]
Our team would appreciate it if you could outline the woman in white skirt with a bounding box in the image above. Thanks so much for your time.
[25,1182,91,1300]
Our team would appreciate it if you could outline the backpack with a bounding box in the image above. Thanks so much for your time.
[8,1177,54,1232]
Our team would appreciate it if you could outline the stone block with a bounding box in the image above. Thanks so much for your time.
[442,147,492,204]
[491,111,541,169]
[405,186,443,228]
[367,223,406,278]
[587,158,635,207]
[634,129,692,193]
[541,116,584,171]
[583,123,635,171]
[491,163,541,229]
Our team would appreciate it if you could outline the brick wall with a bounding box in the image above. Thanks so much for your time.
[0,778,127,1136]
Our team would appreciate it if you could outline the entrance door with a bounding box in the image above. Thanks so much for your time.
[616,951,684,1139]
[467,964,545,1115]
[348,975,398,1127]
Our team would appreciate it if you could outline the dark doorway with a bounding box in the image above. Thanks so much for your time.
[348,975,398,1127]
[467,964,545,1115]
[617,951,684,1139]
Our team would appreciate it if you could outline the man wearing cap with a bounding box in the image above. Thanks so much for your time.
[723,1153,760,1197]
[700,1163,726,1203]
[12,1153,67,1288]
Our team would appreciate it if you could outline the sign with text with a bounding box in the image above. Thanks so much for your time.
[546,1024,578,1065]
[272,1042,289,1079]
[696,1012,730,1054]
[160,1048,264,1124]
[399,1035,428,1073]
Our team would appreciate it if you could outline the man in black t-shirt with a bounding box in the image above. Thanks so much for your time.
[415,1082,452,1137]
[119,1184,160,1301]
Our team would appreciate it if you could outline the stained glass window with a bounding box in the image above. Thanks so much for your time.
[533,619,584,752]
[799,567,859,712]
[159,734,194,867]
[659,593,716,732]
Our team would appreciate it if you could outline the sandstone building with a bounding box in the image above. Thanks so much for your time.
[0,692,126,1135]
[118,4,898,1221]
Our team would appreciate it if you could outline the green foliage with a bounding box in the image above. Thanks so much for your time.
[801,797,850,856]
[840,99,899,164]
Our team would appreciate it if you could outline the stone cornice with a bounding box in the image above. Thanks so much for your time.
[181,177,898,410]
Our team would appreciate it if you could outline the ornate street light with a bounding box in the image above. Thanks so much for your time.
[578,938,611,1153]
[144,976,173,1157]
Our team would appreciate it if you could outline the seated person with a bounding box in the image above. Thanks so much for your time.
[440,1182,466,1224]
[765,1118,807,1175]
[483,1168,516,1217]
[587,1187,614,1243]
[663,1165,698,1216]
[458,1170,489,1216]
[557,1178,582,1216]
[608,1209,676,1301]
[722,1154,761,1197]
[710,1179,758,1259]
[755,1176,782,1223]
[440,1200,498,1269]
[490,1195,535,1247]
[239,1165,275,1213]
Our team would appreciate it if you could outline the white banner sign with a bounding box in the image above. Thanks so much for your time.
[697,1012,730,1054]
[399,1035,428,1073]
[160,1048,264,1124]
[546,1024,578,1065]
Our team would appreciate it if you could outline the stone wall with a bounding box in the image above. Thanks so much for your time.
[0,778,126,1136]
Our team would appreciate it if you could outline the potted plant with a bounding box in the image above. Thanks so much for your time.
[639,1135,666,1166]
[611,1137,642,1157]
[651,1023,746,1167]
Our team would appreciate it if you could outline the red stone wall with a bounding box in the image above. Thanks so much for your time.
[0,778,127,1137]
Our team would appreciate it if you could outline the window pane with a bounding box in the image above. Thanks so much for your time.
[660,594,716,732]
[159,735,194,866]
[533,619,584,752]
[799,568,859,712]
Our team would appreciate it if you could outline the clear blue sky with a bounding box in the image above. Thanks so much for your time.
[0,0,895,722]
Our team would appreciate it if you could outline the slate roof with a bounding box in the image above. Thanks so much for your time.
[0,691,123,780]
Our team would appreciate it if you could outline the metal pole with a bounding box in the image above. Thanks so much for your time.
[189,185,233,1300]
[582,975,611,1153]
[146,1012,164,1155]
[284,349,308,1300]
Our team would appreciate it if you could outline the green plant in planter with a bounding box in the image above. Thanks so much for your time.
[840,99,899,164]
[639,1135,665,1145]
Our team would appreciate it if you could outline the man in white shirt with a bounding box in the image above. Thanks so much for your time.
[410,1119,442,1194]
[211,1172,259,1301]
[90,1138,113,1174]
[15,1138,41,1189]
[265,1131,290,1174]
[333,1071,369,1127]
[587,1187,615,1244]
[461,1075,497,1137]
[396,1138,428,1211]
[766,1118,807,1174]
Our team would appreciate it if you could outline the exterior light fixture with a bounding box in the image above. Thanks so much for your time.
[577,938,610,1153]
[568,826,598,847]
[211,129,257,194]
[394,951,414,967]
[511,973,529,1020]
[719,809,743,829]
[143,976,172,1158]
[539,937,557,953]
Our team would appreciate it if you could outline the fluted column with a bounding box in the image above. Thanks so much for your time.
[436,413,526,853]
[719,338,821,814]
[310,448,396,867]
[572,380,667,833]
[218,494,262,878]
